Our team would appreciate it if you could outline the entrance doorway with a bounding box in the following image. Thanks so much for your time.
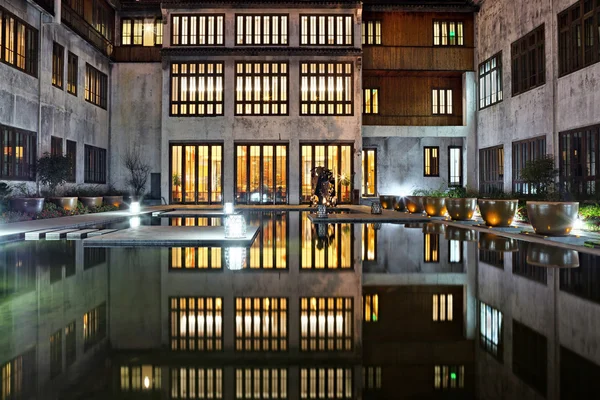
[235,144,288,204]
[170,143,223,204]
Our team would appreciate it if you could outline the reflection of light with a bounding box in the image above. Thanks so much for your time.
[224,202,234,214]
[143,376,150,389]
[130,202,140,215]
[130,217,141,228]
[225,247,246,270]
[574,217,584,230]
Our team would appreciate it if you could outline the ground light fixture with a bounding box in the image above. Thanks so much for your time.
[225,247,247,270]
[130,216,141,228]
[225,214,247,238]
[130,201,141,215]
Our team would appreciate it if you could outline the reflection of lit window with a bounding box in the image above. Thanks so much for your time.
[433,294,453,321]
[248,212,288,269]
[480,302,503,361]
[449,240,462,263]
[361,149,377,196]
[300,368,352,399]
[363,366,382,389]
[50,329,62,378]
[170,297,223,351]
[170,247,222,270]
[171,368,222,399]
[300,62,353,115]
[434,365,464,389]
[171,144,223,204]
[83,303,106,351]
[362,224,376,261]
[449,146,463,186]
[424,233,439,263]
[301,297,353,351]
[235,298,287,351]
[65,321,76,367]
[363,294,378,322]
[301,213,353,269]
[120,365,161,391]
[0,348,35,400]
[235,368,287,399]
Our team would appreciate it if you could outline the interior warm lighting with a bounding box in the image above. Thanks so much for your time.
[130,202,141,215]
[130,216,141,228]
[143,376,150,389]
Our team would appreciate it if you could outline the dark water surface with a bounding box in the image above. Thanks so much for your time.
[1,211,599,399]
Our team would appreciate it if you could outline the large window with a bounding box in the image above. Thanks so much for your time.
[172,15,224,46]
[448,146,462,186]
[363,293,378,322]
[362,149,376,196]
[247,212,288,270]
[83,302,107,351]
[432,294,453,321]
[0,349,36,400]
[121,18,162,46]
[84,145,106,184]
[480,302,503,362]
[479,52,503,109]
[434,365,465,389]
[171,143,223,204]
[51,136,62,156]
[362,21,381,45]
[66,140,76,182]
[0,7,38,76]
[424,233,439,263]
[433,21,464,46]
[424,146,439,177]
[432,89,453,115]
[170,297,223,351]
[170,62,224,116]
[171,368,222,399]
[513,320,548,396]
[512,136,547,194]
[512,25,545,96]
[0,124,36,181]
[300,15,353,45]
[120,365,161,392]
[91,0,112,40]
[559,0,600,76]
[300,368,352,399]
[300,62,353,115]
[300,297,353,351]
[67,52,77,95]
[236,15,288,45]
[301,144,352,203]
[84,63,107,109]
[479,145,504,194]
[362,224,377,261]
[235,297,288,351]
[363,88,378,114]
[235,62,288,115]
[236,369,287,399]
[301,213,353,269]
[52,42,64,89]
[560,125,599,198]
[235,144,287,204]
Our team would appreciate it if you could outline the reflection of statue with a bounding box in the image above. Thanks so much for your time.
[311,166,337,207]
[314,223,335,250]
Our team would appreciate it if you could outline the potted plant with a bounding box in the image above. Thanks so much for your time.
[521,154,579,236]
[477,190,519,227]
[423,186,448,217]
[123,147,151,204]
[37,153,77,210]
[103,185,125,208]
[76,185,104,209]
[446,186,479,221]
[405,189,428,214]
[9,183,45,214]
[172,174,182,202]
[378,194,403,211]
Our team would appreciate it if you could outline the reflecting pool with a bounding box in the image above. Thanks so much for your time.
[0,212,599,399]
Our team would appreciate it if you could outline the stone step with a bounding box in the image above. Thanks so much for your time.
[67,229,99,240]
[46,229,80,240]
[25,229,61,240]
[87,229,119,237]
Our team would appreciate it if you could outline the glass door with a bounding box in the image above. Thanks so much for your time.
[235,144,287,204]
[170,143,223,204]
[300,144,353,203]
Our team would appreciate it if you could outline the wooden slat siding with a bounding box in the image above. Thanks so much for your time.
[363,74,463,126]
[113,46,162,62]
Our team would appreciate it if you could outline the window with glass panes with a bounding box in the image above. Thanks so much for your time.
[236,14,288,45]
[362,224,377,261]
[235,144,287,205]
[449,240,462,263]
[448,146,462,186]
[170,297,223,351]
[66,140,76,182]
[363,294,378,322]
[432,294,453,321]
[559,125,600,198]
[235,62,288,115]
[67,52,77,95]
[170,246,223,270]
[424,147,439,177]
[83,302,106,351]
[52,42,64,89]
[300,368,353,399]
[300,144,352,203]
[479,145,504,194]
[171,143,223,204]
[154,19,163,45]
[172,14,224,45]
[300,15,353,45]
[50,329,62,378]
[432,89,453,114]
[0,349,36,400]
[170,62,224,116]
[85,64,107,109]
[170,368,221,398]
[424,233,439,262]
[434,365,464,389]
[512,136,546,194]
[301,214,353,269]
[235,368,287,399]
[0,6,38,76]
[363,88,378,114]
[235,297,288,351]
[480,302,503,361]
[558,0,600,76]
[300,297,353,351]
[433,21,464,46]
[362,148,376,196]
[300,62,353,115]
[120,365,162,391]
[0,124,37,180]
[121,18,143,45]
[362,20,381,45]
[364,366,382,390]
[51,136,62,156]
[84,145,106,184]
[65,321,76,367]
[512,25,546,96]
[479,52,503,109]
[247,212,288,270]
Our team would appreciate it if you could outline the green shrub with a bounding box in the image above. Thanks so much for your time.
[37,152,73,197]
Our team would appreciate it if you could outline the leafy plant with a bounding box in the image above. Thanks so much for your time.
[519,154,559,200]
[123,147,151,197]
[479,188,517,200]
[0,182,12,212]
[172,174,182,187]
[13,182,39,198]
[37,152,73,197]
[412,183,447,197]
[411,188,431,196]
[68,185,103,197]
[447,186,479,199]
[579,203,600,219]
[339,174,351,187]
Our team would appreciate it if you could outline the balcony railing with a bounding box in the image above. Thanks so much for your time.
[32,0,55,15]
[113,46,161,62]
[61,3,113,58]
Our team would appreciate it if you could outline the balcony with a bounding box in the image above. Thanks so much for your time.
[113,46,161,62]
[61,3,113,58]
[363,46,474,71]
[32,0,54,15]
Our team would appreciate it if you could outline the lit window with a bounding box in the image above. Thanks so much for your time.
[300,297,353,351]
[50,329,62,378]
[363,294,378,322]
[52,42,64,89]
[362,21,381,45]
[424,233,439,263]
[83,303,106,351]
[85,63,107,109]
[236,15,288,45]
[67,52,78,95]
[300,62,353,115]
[432,89,453,114]
[434,365,464,389]
[300,144,353,203]
[449,240,462,263]
[424,147,439,177]
[120,365,161,392]
[479,52,503,109]
[433,21,464,46]
[171,368,222,398]
[154,19,163,45]
[0,349,35,400]
[0,7,38,76]
[301,213,353,269]
[480,302,503,361]
[432,294,453,321]
[170,62,224,116]
[170,297,223,351]
[362,149,377,196]
[362,224,376,261]
[236,144,287,205]
[300,15,353,45]
[0,124,37,180]
[300,368,352,399]
[363,366,382,389]
[235,297,288,351]
[172,15,224,46]
[235,62,288,115]
[235,368,287,399]
[363,88,378,114]
[448,146,462,186]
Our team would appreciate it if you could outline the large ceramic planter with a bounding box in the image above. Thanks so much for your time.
[10,198,45,214]
[424,197,447,217]
[526,201,579,236]
[379,195,398,210]
[422,222,446,235]
[446,198,477,221]
[104,195,124,208]
[394,197,405,212]
[445,226,477,242]
[526,242,580,268]
[405,196,425,213]
[48,197,78,211]
[477,199,518,227]
[478,233,519,252]
[79,196,103,208]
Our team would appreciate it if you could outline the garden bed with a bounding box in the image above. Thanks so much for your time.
[1,202,119,224]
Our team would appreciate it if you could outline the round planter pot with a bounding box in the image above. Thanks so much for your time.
[526,201,579,236]
[478,232,519,252]
[446,198,477,221]
[477,199,518,227]
[394,197,406,212]
[9,198,45,214]
[444,226,478,242]
[424,197,447,217]
[405,196,426,213]
[48,197,78,211]
[404,223,424,229]
[422,222,446,235]
[526,242,580,268]
[79,196,103,209]
[103,195,124,208]
[379,195,399,210]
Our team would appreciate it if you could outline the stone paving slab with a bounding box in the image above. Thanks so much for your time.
[67,229,99,240]
[25,229,61,240]
[87,229,119,237]
[83,226,260,247]
[308,209,431,223]
[46,229,81,240]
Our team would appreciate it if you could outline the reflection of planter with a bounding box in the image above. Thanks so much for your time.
[445,226,477,242]
[379,195,401,210]
[526,242,580,268]
[10,198,45,214]
[446,198,477,221]
[405,196,425,213]
[79,197,103,208]
[526,201,579,236]
[424,197,447,217]
[478,199,518,227]
[404,223,424,229]
[422,222,446,235]
[394,197,405,212]
[104,196,124,208]
[48,197,78,211]
[478,233,519,252]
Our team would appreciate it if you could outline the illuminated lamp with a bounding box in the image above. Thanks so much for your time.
[130,201,141,215]
[224,214,247,238]
[225,247,247,270]
[130,216,141,228]
[224,202,234,215]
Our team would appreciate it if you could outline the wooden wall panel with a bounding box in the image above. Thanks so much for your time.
[113,46,161,62]
[363,74,464,126]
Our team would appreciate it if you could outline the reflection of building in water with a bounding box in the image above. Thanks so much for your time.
[300,297,353,351]
[300,213,353,270]
[169,297,223,351]
[235,297,288,351]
